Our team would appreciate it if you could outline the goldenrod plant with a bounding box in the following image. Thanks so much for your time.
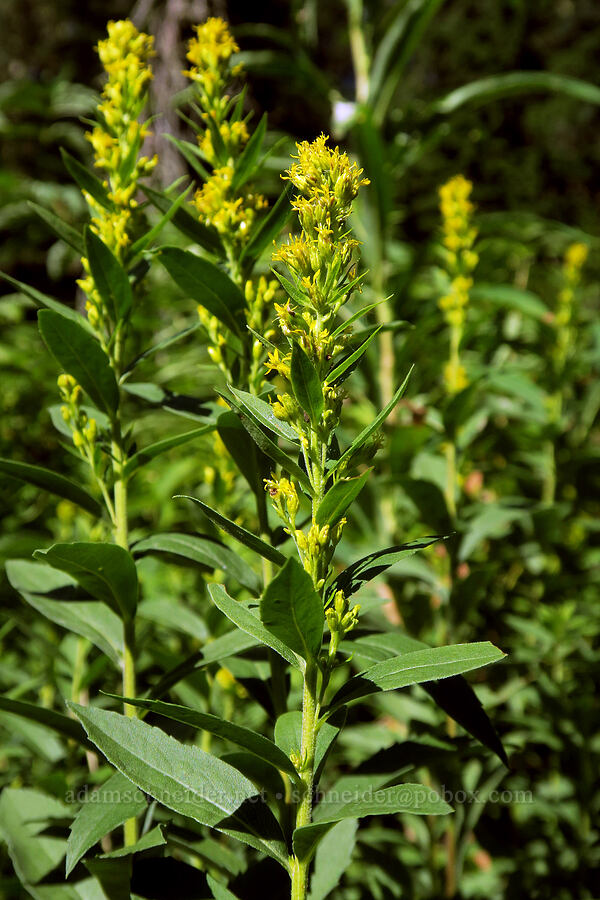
[0,17,511,900]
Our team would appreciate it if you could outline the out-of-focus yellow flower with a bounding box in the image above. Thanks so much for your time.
[552,241,589,374]
[438,175,478,395]
[183,18,240,103]
[78,19,156,336]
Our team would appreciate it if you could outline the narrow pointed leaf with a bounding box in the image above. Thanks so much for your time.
[123,424,214,477]
[228,386,299,442]
[328,536,442,601]
[291,343,323,425]
[107,696,298,778]
[315,471,370,528]
[326,326,382,385]
[133,532,261,595]
[208,584,301,670]
[130,184,192,256]
[261,558,323,660]
[328,642,505,711]
[61,148,112,210]
[294,783,452,861]
[0,271,90,327]
[68,702,288,867]
[38,310,119,415]
[330,368,412,475]
[28,201,84,254]
[241,183,293,263]
[34,542,138,621]
[142,185,222,253]
[232,113,267,191]
[0,458,102,517]
[84,228,133,322]
[160,247,244,335]
[66,772,147,875]
[176,495,285,566]
[0,697,95,752]
[208,874,241,900]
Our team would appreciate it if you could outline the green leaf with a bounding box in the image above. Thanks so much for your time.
[274,711,344,784]
[38,310,119,416]
[232,113,267,191]
[61,148,112,210]
[271,269,309,308]
[0,697,95,752]
[0,788,70,886]
[0,271,91,328]
[68,702,289,867]
[221,393,312,492]
[164,133,211,179]
[18,592,123,665]
[129,185,193,257]
[261,558,323,660]
[328,536,442,601]
[28,201,84,254]
[330,368,412,475]
[241,184,293,264]
[208,874,241,900]
[101,824,166,859]
[34,542,138,621]
[316,471,370,528]
[470,283,550,320]
[142,185,222,254]
[123,424,214,477]
[107,696,298,779]
[0,458,102,517]
[326,326,382,385]
[343,633,508,765]
[293,783,452,861]
[217,410,267,498]
[66,772,147,875]
[308,818,357,900]
[228,386,299,442]
[290,343,323,425]
[176,494,285,566]
[84,228,133,323]
[5,558,75,594]
[133,532,261,596]
[328,642,506,711]
[433,71,600,115]
[122,322,199,376]
[160,247,244,335]
[208,583,301,670]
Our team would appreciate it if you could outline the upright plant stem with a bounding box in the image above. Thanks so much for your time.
[346,0,370,104]
[291,661,319,900]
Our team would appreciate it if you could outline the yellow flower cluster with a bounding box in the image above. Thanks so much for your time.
[438,175,478,395]
[193,164,267,248]
[275,134,369,315]
[58,375,99,464]
[553,242,588,368]
[183,19,267,257]
[79,19,157,334]
[183,18,240,106]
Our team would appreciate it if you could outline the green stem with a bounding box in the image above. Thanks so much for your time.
[346,0,370,104]
[291,661,319,900]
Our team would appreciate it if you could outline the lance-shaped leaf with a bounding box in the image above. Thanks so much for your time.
[176,495,285,566]
[38,310,119,416]
[123,424,214,478]
[232,113,267,191]
[228,386,299,442]
[34,542,138,621]
[328,642,506,712]
[316,471,370,529]
[308,819,357,900]
[0,270,89,326]
[133,532,260,596]
[326,326,382,385]
[61,148,112,210]
[208,874,241,900]
[142,185,222,254]
[28,201,84,254]
[293,783,452,861]
[160,247,244,336]
[66,772,147,875]
[217,410,268,498]
[241,183,292,264]
[84,228,133,323]
[68,702,289,867]
[208,583,301,670]
[261,558,323,660]
[107,696,299,779]
[327,536,442,601]
[341,632,508,765]
[330,368,412,476]
[220,392,312,492]
[290,342,323,425]
[0,458,102,517]
[0,697,95,752]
